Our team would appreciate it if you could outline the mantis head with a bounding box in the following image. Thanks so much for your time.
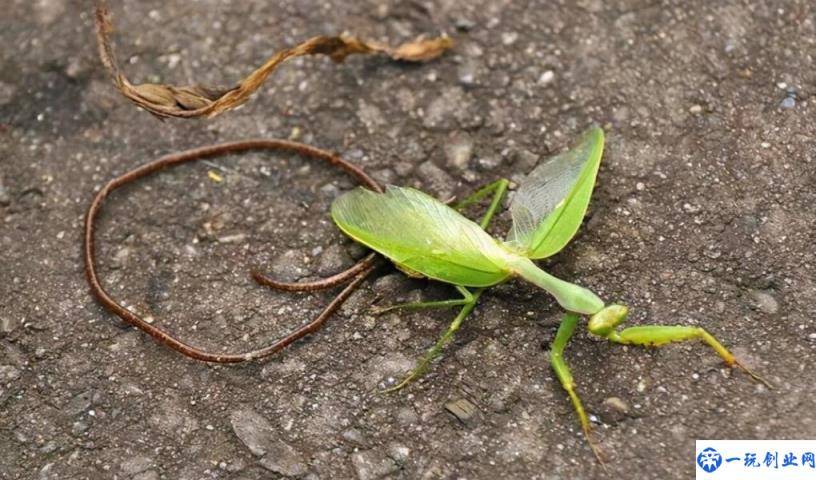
[587,304,628,336]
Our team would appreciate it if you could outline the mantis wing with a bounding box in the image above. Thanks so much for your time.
[331,186,511,287]
[505,126,605,259]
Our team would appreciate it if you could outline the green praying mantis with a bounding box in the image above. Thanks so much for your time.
[330,126,770,460]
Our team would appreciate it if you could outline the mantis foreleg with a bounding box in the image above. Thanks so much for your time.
[588,305,772,388]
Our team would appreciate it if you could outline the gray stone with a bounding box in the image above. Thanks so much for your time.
[371,273,412,296]
[750,290,779,314]
[0,81,15,107]
[357,100,385,133]
[511,148,540,172]
[230,408,276,457]
[600,397,630,423]
[396,407,418,425]
[341,428,365,445]
[454,18,476,31]
[444,131,474,169]
[38,463,57,480]
[0,316,20,335]
[780,96,795,109]
[121,456,153,476]
[147,399,199,437]
[477,155,502,170]
[71,420,89,436]
[0,365,20,383]
[63,390,93,416]
[351,449,399,480]
[34,0,67,25]
[387,444,410,465]
[259,442,308,477]
[133,471,160,480]
[422,86,476,131]
[417,161,455,199]
[457,59,479,86]
[316,243,353,277]
[269,250,309,283]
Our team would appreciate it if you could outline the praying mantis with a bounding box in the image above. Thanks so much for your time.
[84,127,769,464]
[329,126,770,459]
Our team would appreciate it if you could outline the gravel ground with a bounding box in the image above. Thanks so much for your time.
[2,1,815,479]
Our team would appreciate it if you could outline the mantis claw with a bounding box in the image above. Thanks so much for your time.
[733,360,774,389]
[584,428,609,472]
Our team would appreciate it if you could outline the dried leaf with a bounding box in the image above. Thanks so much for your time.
[94,0,453,119]
[390,36,454,61]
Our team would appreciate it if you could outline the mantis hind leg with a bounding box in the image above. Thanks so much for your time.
[453,178,509,229]
[550,312,605,463]
[382,289,483,393]
[372,286,474,315]
[383,180,509,392]
[588,305,772,388]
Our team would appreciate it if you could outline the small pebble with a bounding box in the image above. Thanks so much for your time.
[315,244,353,277]
[600,397,630,423]
[750,290,779,315]
[538,70,555,85]
[0,81,15,107]
[0,365,20,383]
[501,32,519,45]
[454,18,476,31]
[120,456,153,476]
[269,250,309,283]
[444,131,474,169]
[417,161,455,198]
[780,96,795,109]
[133,471,159,480]
[388,444,410,464]
[457,60,478,86]
[0,316,20,335]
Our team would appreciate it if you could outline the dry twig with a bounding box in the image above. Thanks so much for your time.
[94,0,452,119]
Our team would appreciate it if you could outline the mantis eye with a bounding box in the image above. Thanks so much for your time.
[587,304,628,336]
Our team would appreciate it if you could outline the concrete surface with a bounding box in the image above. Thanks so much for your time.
[1,0,815,478]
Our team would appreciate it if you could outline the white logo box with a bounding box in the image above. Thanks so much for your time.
[696,440,816,480]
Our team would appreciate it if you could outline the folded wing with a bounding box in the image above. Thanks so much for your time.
[331,186,511,287]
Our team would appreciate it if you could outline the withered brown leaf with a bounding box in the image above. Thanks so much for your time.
[94,0,453,119]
